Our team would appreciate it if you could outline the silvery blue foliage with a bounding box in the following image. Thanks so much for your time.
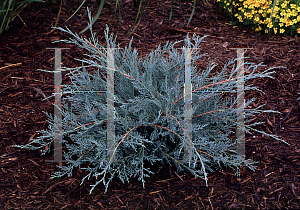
[14,10,289,194]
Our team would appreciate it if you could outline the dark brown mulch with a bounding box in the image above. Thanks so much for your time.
[1,0,299,209]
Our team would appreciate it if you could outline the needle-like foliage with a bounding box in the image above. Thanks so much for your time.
[14,10,289,194]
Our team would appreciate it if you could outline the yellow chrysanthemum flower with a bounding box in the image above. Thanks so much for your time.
[281,2,287,8]
[216,0,300,36]
[290,10,297,17]
[267,22,273,28]
[292,19,298,25]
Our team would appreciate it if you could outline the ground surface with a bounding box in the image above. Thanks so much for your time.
[0,0,300,209]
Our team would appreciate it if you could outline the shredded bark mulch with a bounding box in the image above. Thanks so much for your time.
[0,0,299,209]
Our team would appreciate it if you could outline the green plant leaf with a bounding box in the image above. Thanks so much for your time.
[63,0,87,24]
[127,0,147,36]
[79,0,105,34]
[54,0,62,27]
[169,0,174,23]
[268,0,277,34]
[186,0,196,27]
[115,0,122,37]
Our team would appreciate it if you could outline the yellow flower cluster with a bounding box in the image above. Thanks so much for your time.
[216,0,300,35]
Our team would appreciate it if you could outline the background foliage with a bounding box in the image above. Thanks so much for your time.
[3,0,297,37]
[0,0,44,34]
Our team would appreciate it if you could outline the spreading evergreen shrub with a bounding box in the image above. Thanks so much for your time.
[14,11,289,194]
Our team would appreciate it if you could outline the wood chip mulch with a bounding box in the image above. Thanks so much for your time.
[0,0,299,209]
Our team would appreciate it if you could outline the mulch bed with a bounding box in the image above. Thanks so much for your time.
[0,0,299,209]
